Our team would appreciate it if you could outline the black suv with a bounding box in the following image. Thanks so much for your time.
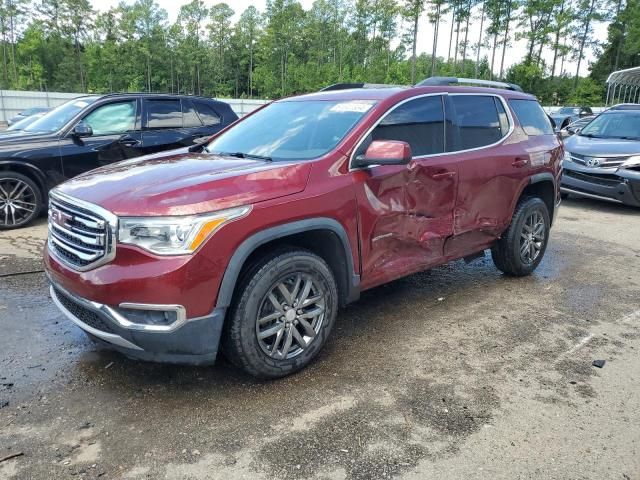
[0,93,238,229]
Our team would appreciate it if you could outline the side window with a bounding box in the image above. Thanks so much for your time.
[509,99,554,136]
[494,97,510,136]
[366,96,445,157]
[182,99,203,128]
[450,95,504,150]
[82,101,136,136]
[146,99,182,129]
[193,101,221,126]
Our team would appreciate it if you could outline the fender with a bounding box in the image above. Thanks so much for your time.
[215,217,360,310]
[0,159,48,191]
[508,171,557,226]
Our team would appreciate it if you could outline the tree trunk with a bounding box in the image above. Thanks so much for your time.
[448,9,456,62]
[411,13,419,84]
[550,0,565,79]
[499,1,511,79]
[490,32,498,80]
[453,16,461,73]
[475,0,486,78]
[462,0,471,70]
[574,0,596,87]
[431,4,441,76]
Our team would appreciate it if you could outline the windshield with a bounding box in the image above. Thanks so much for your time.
[579,111,640,139]
[7,113,44,131]
[558,107,580,115]
[205,99,376,161]
[23,97,99,133]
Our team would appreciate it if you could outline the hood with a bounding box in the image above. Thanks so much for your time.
[57,149,312,216]
[0,130,55,144]
[564,134,640,157]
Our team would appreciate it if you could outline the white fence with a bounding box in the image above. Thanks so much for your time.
[0,88,613,123]
[0,89,269,122]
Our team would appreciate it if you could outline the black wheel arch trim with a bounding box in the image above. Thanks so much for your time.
[0,160,47,191]
[215,217,360,311]
[529,172,555,185]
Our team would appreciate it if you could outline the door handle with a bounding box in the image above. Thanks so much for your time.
[118,136,140,147]
[430,171,457,180]
[512,157,530,168]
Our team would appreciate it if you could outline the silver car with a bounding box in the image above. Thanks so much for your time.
[561,104,640,207]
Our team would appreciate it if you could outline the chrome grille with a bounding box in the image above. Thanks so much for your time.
[47,192,116,271]
[569,153,629,168]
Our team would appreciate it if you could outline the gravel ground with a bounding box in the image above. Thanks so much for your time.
[0,197,639,480]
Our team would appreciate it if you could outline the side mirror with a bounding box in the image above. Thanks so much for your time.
[72,123,93,138]
[353,140,412,168]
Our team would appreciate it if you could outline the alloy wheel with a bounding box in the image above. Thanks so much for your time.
[0,177,38,227]
[519,210,545,264]
[255,273,326,360]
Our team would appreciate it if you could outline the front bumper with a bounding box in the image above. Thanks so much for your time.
[561,160,640,207]
[50,282,226,365]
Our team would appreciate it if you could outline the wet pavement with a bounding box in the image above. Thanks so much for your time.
[1,198,639,480]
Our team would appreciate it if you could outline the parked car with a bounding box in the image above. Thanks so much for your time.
[44,78,562,378]
[2,111,47,133]
[550,106,593,131]
[7,106,51,126]
[0,93,238,229]
[561,104,640,207]
[560,114,597,138]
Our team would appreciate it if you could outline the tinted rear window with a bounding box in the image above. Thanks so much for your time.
[509,99,554,135]
[146,99,182,129]
[194,101,221,126]
[451,95,505,149]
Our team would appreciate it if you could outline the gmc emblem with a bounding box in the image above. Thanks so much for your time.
[50,207,73,229]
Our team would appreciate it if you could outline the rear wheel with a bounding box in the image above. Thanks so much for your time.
[491,197,550,276]
[222,249,338,379]
[0,172,42,230]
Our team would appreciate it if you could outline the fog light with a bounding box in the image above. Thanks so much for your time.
[116,307,179,326]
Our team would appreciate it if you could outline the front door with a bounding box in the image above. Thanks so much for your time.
[351,94,458,290]
[59,99,143,179]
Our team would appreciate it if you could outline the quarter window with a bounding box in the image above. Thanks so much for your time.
[146,99,182,129]
[509,99,554,136]
[365,96,445,157]
[82,101,136,136]
[193,101,221,126]
[450,95,505,150]
[182,100,203,128]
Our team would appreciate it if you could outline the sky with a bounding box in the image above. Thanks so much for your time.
[92,0,608,79]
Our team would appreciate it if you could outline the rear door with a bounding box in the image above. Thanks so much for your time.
[352,94,458,289]
[444,93,527,257]
[141,97,194,154]
[59,98,143,179]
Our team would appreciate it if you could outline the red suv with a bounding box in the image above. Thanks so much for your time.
[44,78,562,378]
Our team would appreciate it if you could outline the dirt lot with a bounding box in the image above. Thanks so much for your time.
[1,197,639,480]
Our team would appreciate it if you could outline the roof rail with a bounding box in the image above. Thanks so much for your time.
[416,76,524,92]
[319,83,400,92]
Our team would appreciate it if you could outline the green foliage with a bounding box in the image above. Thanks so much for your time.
[0,0,627,105]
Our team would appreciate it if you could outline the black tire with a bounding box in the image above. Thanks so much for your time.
[222,249,339,379]
[0,171,43,230]
[491,197,550,277]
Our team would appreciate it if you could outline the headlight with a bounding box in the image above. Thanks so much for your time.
[563,150,572,162]
[118,205,251,255]
[621,155,640,169]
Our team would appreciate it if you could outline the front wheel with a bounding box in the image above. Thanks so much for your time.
[222,249,338,379]
[0,171,43,230]
[491,197,550,276]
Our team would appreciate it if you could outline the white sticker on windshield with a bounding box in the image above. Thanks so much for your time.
[73,101,89,108]
[330,101,374,113]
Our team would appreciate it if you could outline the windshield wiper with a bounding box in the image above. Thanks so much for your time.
[579,133,604,138]
[215,151,272,162]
